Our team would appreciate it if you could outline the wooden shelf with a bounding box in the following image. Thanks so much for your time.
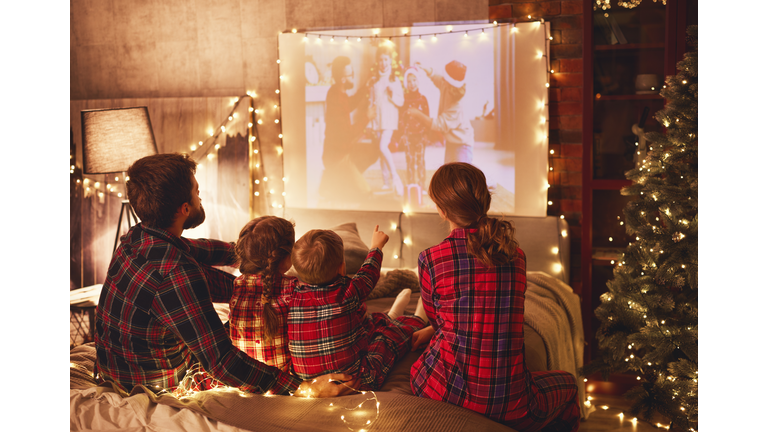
[595,43,665,51]
[585,372,639,396]
[592,247,624,261]
[595,94,663,101]
[590,179,632,190]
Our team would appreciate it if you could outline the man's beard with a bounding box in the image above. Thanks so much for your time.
[183,204,206,229]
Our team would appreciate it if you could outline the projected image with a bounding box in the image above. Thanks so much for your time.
[279,24,549,216]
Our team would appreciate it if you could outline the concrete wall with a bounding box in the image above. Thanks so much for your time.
[70,0,489,101]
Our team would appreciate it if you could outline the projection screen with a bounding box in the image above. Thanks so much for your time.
[278,22,550,216]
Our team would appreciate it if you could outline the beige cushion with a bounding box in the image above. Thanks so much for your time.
[329,222,369,276]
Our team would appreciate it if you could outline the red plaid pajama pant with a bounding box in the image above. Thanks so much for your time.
[505,370,580,432]
[357,313,426,391]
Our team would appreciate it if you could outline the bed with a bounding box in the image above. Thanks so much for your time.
[70,210,591,431]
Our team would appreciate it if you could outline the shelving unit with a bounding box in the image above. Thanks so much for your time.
[581,0,697,394]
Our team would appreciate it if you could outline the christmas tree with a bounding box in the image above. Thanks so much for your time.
[582,26,698,432]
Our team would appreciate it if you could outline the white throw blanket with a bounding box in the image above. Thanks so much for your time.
[525,271,594,420]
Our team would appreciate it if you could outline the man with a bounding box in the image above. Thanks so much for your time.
[321,55,370,170]
[318,56,378,201]
[94,153,354,397]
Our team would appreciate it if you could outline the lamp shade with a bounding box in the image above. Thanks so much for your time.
[82,107,158,174]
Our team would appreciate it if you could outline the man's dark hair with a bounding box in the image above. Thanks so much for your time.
[331,56,352,83]
[126,153,197,229]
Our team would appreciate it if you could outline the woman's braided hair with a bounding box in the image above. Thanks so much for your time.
[428,162,518,266]
[235,216,295,344]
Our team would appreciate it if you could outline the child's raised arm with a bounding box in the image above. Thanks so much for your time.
[370,225,389,251]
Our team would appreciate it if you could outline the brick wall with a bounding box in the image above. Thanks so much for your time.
[490,1,584,291]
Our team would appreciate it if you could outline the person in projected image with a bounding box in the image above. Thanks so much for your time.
[93,153,356,398]
[399,67,430,205]
[321,56,377,173]
[319,56,378,202]
[367,43,405,196]
[408,60,475,164]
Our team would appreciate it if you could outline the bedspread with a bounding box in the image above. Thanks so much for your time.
[525,271,593,420]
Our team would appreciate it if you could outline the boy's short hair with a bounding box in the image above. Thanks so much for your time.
[291,229,345,285]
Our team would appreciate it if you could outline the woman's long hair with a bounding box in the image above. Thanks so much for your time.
[235,216,295,343]
[428,163,518,266]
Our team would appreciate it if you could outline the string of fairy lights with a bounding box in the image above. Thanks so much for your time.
[149,365,382,431]
[594,0,666,10]
[278,17,559,265]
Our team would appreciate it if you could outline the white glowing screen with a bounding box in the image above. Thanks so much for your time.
[278,23,549,216]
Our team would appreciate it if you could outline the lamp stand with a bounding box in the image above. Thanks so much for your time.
[114,201,139,252]
[113,172,138,252]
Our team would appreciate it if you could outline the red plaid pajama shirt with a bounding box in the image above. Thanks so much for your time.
[229,273,295,372]
[93,223,302,395]
[288,248,426,390]
[410,228,579,432]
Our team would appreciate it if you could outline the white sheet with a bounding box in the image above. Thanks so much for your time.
[70,386,252,432]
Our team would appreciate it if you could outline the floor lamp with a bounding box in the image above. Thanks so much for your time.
[81,107,158,252]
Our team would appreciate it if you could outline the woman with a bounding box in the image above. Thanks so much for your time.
[410,163,580,431]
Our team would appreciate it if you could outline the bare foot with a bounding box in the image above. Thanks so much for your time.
[387,288,412,318]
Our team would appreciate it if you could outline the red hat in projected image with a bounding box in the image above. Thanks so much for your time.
[444,60,467,88]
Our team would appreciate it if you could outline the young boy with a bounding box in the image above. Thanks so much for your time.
[409,60,475,164]
[288,226,427,391]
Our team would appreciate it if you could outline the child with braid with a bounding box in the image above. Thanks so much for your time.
[229,216,297,372]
